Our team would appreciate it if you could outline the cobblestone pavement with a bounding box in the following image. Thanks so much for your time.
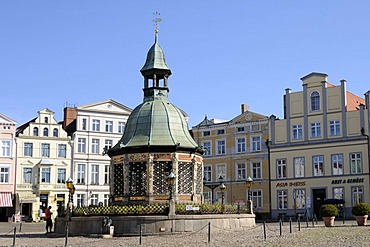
[1,220,370,246]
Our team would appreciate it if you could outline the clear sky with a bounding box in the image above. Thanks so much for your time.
[1,1,370,128]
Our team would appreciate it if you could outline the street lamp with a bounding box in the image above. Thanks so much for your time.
[167,171,175,200]
[220,183,226,205]
[245,176,253,202]
[203,175,224,204]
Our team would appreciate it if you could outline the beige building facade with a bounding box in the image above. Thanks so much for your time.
[15,109,72,221]
[268,72,370,219]
[192,105,270,218]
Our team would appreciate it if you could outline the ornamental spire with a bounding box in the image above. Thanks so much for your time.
[153,12,161,43]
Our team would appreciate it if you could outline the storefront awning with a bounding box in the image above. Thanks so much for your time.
[0,192,13,207]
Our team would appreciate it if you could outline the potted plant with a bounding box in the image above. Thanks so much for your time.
[320,204,338,227]
[352,203,370,226]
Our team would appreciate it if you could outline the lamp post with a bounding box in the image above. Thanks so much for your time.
[203,175,224,204]
[65,178,75,217]
[167,171,175,200]
[167,171,176,216]
[220,183,226,205]
[246,176,253,213]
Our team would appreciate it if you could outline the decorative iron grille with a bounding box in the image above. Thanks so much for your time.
[153,161,172,195]
[178,162,193,194]
[113,163,124,196]
[129,162,147,196]
[196,163,202,194]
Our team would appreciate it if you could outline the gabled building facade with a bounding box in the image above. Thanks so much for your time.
[0,113,17,221]
[64,99,132,207]
[15,109,72,221]
[192,105,270,218]
[268,72,370,219]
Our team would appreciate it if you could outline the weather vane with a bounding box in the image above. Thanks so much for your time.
[153,12,162,33]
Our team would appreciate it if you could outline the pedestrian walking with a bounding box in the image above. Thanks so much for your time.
[44,206,53,233]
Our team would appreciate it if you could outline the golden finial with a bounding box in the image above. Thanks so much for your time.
[153,12,162,33]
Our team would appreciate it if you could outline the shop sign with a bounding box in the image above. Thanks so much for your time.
[331,177,364,184]
[276,181,306,187]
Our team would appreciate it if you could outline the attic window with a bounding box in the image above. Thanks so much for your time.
[203,131,210,137]
[237,127,245,132]
[217,129,225,135]
[45,117,49,123]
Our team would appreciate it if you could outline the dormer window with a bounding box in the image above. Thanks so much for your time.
[33,127,39,136]
[310,91,320,111]
[44,117,49,123]
[43,127,49,137]
[53,128,58,137]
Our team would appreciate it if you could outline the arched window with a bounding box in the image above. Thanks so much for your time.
[53,128,58,137]
[310,91,320,111]
[44,117,49,123]
[43,128,49,137]
[33,127,39,136]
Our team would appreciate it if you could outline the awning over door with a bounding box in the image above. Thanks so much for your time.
[0,192,13,207]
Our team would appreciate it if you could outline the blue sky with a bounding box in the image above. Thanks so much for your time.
[1,1,370,128]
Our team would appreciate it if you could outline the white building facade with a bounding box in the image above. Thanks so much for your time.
[64,100,132,207]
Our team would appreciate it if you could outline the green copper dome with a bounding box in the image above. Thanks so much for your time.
[108,31,201,155]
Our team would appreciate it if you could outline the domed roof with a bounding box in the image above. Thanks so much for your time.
[108,31,201,156]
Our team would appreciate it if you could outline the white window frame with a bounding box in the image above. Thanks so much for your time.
[104,194,110,206]
[204,165,212,182]
[104,165,109,184]
[105,139,113,150]
[57,168,66,184]
[105,120,113,132]
[329,120,341,136]
[310,91,320,112]
[77,164,86,184]
[332,154,343,175]
[0,165,10,183]
[251,136,261,152]
[41,167,51,183]
[118,122,125,133]
[1,140,11,157]
[292,124,303,140]
[236,137,246,153]
[350,152,362,174]
[310,122,321,138]
[276,159,287,179]
[90,194,99,206]
[24,142,33,157]
[216,164,226,181]
[91,164,99,185]
[216,139,226,155]
[313,155,324,176]
[294,157,304,178]
[333,187,344,200]
[294,189,306,209]
[58,144,66,158]
[251,161,262,180]
[91,139,100,154]
[23,167,32,184]
[251,189,263,209]
[77,138,86,153]
[277,190,288,209]
[92,119,100,132]
[41,143,50,157]
[236,163,246,180]
[352,186,363,205]
[77,194,85,207]
[202,141,212,156]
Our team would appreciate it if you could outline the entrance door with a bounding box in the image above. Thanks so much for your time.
[312,188,326,218]
[40,194,48,211]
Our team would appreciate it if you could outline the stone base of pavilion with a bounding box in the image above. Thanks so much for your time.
[54,213,255,236]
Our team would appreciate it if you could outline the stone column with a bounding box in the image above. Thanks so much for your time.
[147,153,154,202]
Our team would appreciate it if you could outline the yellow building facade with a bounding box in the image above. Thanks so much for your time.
[268,72,370,219]
[192,105,270,219]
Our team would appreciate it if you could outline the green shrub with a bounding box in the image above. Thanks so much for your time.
[320,204,338,217]
[352,203,370,216]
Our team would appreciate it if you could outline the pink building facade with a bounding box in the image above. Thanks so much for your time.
[0,113,17,221]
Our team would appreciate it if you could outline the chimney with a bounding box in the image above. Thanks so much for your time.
[241,104,248,114]
[63,107,77,130]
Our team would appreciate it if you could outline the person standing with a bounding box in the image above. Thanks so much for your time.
[44,206,53,233]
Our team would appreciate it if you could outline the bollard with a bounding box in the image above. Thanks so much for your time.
[298,216,301,231]
[12,227,16,247]
[139,224,142,245]
[279,219,282,236]
[312,216,315,227]
[289,217,292,233]
[343,211,345,224]
[208,222,211,243]
[263,221,267,241]
[19,222,22,233]
[65,221,69,247]
[306,215,309,228]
